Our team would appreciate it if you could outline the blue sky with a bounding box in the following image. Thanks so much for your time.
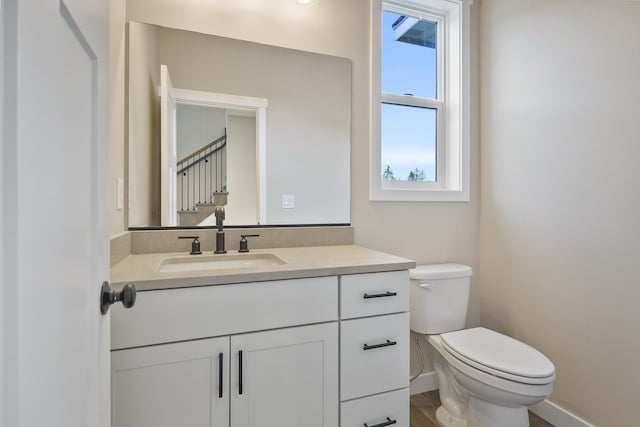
[381,10,438,181]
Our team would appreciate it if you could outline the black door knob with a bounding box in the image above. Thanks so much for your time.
[100,281,136,315]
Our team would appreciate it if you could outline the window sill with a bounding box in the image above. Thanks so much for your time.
[369,187,469,202]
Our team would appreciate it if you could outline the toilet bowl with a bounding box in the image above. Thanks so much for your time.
[410,264,555,427]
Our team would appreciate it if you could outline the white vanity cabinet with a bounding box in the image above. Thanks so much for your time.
[339,270,410,427]
[110,269,410,427]
[110,276,339,427]
[111,323,337,427]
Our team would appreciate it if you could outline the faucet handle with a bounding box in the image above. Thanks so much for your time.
[178,236,202,255]
[239,234,260,253]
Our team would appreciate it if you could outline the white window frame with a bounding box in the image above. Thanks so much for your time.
[370,0,471,202]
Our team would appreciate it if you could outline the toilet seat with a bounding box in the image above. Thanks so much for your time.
[430,334,555,399]
[440,327,555,385]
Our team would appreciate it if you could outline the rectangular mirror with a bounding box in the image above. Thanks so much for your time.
[127,21,352,227]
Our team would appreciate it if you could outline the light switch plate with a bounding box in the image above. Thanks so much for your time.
[282,194,295,209]
[116,178,124,210]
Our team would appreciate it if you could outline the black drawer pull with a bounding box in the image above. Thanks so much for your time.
[363,340,397,351]
[363,291,397,299]
[238,350,243,395]
[218,352,223,398]
[364,417,397,427]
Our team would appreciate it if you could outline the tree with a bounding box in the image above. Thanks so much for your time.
[407,168,426,181]
[383,165,396,181]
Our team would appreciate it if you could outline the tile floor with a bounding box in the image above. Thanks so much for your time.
[410,391,554,427]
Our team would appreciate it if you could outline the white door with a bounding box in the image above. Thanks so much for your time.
[230,323,339,427]
[2,0,110,426]
[111,337,230,427]
[160,64,178,226]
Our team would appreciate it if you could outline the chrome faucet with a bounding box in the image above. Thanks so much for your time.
[212,192,229,254]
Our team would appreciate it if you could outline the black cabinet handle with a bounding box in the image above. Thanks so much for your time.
[238,350,243,395]
[363,291,397,299]
[364,417,397,427]
[218,352,223,398]
[363,340,397,351]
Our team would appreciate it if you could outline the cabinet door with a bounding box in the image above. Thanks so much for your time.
[111,337,230,427]
[230,323,338,427]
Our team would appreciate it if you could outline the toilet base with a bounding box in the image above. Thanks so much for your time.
[467,396,529,427]
[436,405,467,427]
[434,397,530,427]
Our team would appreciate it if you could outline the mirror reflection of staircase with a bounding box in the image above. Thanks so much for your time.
[178,203,218,227]
[177,130,226,226]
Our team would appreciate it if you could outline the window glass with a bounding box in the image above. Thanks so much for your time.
[381,103,436,182]
[382,10,437,99]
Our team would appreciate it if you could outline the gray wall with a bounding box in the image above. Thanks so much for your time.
[225,115,257,226]
[479,1,640,424]
[127,21,160,227]
[109,0,127,234]
[175,104,226,161]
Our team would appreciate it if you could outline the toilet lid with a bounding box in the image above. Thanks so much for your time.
[440,327,555,381]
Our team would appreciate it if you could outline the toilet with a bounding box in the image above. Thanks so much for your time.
[410,264,555,427]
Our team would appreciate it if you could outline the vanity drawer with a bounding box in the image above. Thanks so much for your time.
[340,270,409,319]
[340,312,409,400]
[111,276,338,350]
[340,388,409,427]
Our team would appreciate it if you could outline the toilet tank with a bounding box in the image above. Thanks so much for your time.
[410,264,472,334]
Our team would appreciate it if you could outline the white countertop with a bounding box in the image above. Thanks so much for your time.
[110,245,415,291]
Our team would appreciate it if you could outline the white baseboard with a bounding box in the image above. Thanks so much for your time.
[411,372,594,427]
[409,371,439,395]
[530,399,595,427]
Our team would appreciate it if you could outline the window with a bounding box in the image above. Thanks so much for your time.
[371,0,471,201]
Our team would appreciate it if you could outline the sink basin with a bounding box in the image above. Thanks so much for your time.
[157,253,286,274]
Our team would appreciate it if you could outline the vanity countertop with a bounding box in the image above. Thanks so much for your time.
[111,245,415,291]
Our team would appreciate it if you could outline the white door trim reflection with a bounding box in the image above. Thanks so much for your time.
[160,65,178,226]
[172,88,268,225]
